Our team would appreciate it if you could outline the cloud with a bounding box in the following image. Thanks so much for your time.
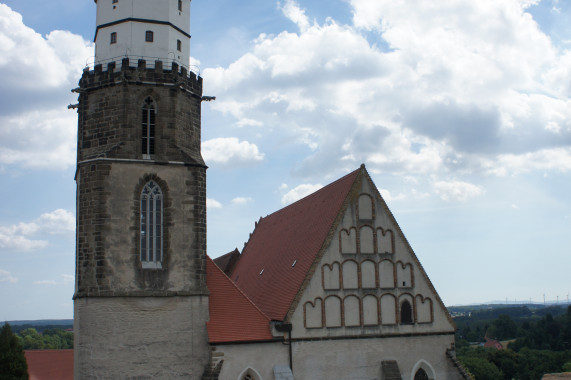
[433,180,485,202]
[207,198,223,209]
[0,4,93,170]
[0,209,74,251]
[281,183,323,205]
[0,269,17,284]
[231,197,253,205]
[202,0,571,189]
[280,0,310,32]
[33,274,74,286]
[202,137,264,167]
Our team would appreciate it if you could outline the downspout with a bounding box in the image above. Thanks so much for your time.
[275,322,293,373]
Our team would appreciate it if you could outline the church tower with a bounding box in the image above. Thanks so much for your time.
[73,1,209,378]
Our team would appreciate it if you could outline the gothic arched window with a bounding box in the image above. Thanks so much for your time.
[400,300,413,324]
[142,97,156,157]
[414,368,429,380]
[140,181,163,268]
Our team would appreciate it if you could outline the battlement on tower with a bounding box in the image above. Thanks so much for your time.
[79,58,202,95]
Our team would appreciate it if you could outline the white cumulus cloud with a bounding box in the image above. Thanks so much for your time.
[433,180,485,202]
[0,269,17,283]
[0,209,74,251]
[281,183,323,205]
[202,137,264,167]
[0,4,93,170]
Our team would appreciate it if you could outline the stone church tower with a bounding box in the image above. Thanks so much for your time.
[73,0,209,378]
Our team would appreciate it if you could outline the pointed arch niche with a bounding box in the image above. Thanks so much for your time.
[357,193,374,220]
[411,360,435,380]
[377,227,394,254]
[304,298,323,328]
[237,367,263,380]
[415,295,433,324]
[379,260,395,289]
[339,227,357,254]
[360,260,376,289]
[380,294,397,325]
[359,225,375,254]
[397,262,413,288]
[322,262,340,290]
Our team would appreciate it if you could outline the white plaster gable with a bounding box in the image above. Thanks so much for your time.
[289,169,456,339]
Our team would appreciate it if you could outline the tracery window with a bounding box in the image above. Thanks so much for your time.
[414,368,429,380]
[140,181,163,268]
[142,97,156,156]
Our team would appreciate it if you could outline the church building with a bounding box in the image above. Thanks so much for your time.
[72,1,471,379]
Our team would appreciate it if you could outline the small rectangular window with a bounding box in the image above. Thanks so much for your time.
[110,32,117,44]
[112,0,118,3]
[177,39,182,52]
[178,0,182,11]
[145,30,154,42]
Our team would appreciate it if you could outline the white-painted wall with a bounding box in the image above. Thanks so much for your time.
[94,0,191,68]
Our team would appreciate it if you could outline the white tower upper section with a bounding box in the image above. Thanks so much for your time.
[94,0,191,68]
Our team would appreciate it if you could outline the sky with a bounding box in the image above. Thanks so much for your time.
[0,0,570,321]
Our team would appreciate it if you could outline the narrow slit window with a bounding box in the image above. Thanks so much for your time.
[110,32,117,44]
[142,97,156,156]
[145,30,154,42]
[140,181,163,267]
[112,0,118,3]
[177,39,182,52]
[178,0,182,11]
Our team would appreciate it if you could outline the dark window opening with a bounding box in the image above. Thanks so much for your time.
[145,30,154,42]
[178,0,182,11]
[414,368,429,380]
[400,300,413,324]
[177,39,182,52]
[110,32,117,44]
[142,97,156,156]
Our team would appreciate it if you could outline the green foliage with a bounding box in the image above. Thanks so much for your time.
[459,355,503,380]
[562,361,571,372]
[17,328,73,350]
[0,323,29,380]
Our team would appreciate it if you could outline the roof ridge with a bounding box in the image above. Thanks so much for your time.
[207,256,272,322]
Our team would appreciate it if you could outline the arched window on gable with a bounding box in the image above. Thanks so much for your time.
[400,300,413,324]
[141,180,163,268]
[142,97,156,158]
[414,368,429,380]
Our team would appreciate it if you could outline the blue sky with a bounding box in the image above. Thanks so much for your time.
[1,0,570,320]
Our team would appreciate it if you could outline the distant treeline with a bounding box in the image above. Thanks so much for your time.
[454,305,571,380]
[1,322,74,350]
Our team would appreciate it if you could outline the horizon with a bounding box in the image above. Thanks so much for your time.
[0,0,570,320]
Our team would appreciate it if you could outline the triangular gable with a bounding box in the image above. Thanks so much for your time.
[230,168,361,321]
[206,257,274,343]
[286,165,456,333]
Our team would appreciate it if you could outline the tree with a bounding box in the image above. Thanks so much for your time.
[0,323,29,380]
[459,356,503,380]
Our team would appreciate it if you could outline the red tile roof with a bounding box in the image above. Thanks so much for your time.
[206,257,274,343]
[230,167,361,321]
[25,350,73,380]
